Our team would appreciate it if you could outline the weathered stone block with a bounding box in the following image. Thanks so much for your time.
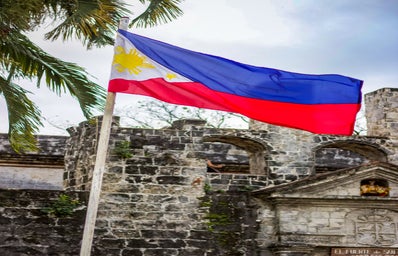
[97,238,126,249]
[156,176,187,185]
[157,239,186,248]
[141,230,189,239]
[139,166,159,175]
[142,248,178,256]
[121,248,143,256]
[126,238,158,248]
[189,230,211,240]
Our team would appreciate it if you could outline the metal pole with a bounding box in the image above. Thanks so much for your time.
[79,17,129,256]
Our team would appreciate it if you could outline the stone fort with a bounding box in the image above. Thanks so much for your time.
[0,87,397,256]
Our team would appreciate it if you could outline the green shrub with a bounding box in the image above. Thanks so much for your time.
[113,140,132,159]
[42,194,80,217]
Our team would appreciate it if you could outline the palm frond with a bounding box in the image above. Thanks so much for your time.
[131,0,184,28]
[0,0,49,32]
[44,0,131,48]
[0,76,42,153]
[1,30,106,119]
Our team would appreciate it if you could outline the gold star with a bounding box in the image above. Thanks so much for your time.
[165,73,177,80]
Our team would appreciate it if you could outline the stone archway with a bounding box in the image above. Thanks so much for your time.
[314,140,388,173]
[203,135,268,175]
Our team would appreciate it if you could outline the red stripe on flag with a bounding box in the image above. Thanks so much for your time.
[108,78,360,135]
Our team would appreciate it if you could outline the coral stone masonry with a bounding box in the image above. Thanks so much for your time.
[365,88,398,137]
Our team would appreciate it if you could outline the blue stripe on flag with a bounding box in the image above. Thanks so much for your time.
[118,30,362,105]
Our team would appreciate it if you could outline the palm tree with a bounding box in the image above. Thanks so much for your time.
[0,0,183,152]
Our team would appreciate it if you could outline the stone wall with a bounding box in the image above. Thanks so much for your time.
[0,189,87,255]
[93,186,261,255]
[65,117,398,192]
[263,200,398,254]
[365,88,398,137]
[63,119,105,191]
[0,166,64,190]
[0,134,67,156]
[62,105,397,255]
[0,134,67,190]
[63,116,275,190]
[63,117,270,255]
[253,163,398,255]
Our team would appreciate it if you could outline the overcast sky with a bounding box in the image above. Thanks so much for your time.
[1,0,397,135]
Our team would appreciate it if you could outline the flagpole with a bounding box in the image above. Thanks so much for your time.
[79,17,129,256]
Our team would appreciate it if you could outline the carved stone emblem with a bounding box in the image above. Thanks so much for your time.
[346,209,398,246]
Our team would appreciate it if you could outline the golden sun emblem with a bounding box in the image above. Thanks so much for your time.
[165,73,177,80]
[112,46,155,74]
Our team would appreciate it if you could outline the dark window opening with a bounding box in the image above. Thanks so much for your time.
[315,141,387,173]
[315,148,369,173]
[203,136,267,175]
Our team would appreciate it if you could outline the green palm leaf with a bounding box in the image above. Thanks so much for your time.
[132,0,183,28]
[44,0,131,48]
[0,0,184,152]
[0,77,42,153]
[1,30,105,151]
[1,30,106,119]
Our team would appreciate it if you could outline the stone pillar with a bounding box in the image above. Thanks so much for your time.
[64,115,121,190]
[365,88,398,137]
[249,120,315,183]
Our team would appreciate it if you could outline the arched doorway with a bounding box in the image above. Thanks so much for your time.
[314,140,388,173]
[203,136,268,175]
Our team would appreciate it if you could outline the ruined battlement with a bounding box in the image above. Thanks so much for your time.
[365,87,398,137]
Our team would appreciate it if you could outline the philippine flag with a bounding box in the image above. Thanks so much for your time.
[108,29,363,135]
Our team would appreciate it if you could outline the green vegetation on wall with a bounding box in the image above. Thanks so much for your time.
[42,194,80,218]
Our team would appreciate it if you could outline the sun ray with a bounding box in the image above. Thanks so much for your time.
[112,46,155,74]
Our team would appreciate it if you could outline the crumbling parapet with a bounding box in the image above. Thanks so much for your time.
[365,87,398,138]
